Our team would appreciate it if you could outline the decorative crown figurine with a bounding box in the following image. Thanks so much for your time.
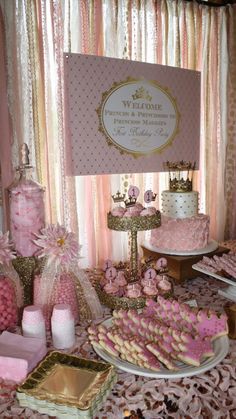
[111,185,157,208]
[164,160,196,192]
[124,196,137,208]
[112,191,126,203]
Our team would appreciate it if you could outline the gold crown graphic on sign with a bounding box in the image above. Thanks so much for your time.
[124,196,137,208]
[164,161,196,192]
[112,191,126,203]
[132,86,152,101]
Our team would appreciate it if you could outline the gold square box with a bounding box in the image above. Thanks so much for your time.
[17,351,117,418]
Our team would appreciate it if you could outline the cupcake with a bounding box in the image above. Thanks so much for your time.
[126,283,142,299]
[140,207,156,216]
[111,206,126,217]
[124,206,141,217]
[141,277,156,287]
[143,281,158,296]
[104,282,119,295]
[114,271,127,287]
[134,202,144,211]
[157,275,172,293]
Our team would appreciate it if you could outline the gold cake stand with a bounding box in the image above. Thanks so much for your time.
[95,211,162,310]
[107,211,161,282]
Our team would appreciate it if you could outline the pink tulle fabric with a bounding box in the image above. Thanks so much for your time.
[34,272,78,329]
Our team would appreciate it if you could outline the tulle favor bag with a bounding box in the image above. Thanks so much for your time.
[33,224,103,328]
[0,232,23,331]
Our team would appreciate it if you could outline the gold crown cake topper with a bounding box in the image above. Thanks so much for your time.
[164,160,196,192]
[124,196,137,208]
[112,191,126,203]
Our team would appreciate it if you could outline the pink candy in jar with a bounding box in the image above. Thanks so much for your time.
[34,272,79,329]
[8,144,45,257]
[0,275,18,331]
[9,178,45,257]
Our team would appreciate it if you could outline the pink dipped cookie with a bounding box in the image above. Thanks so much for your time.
[145,296,228,340]
[196,310,228,340]
[177,334,214,367]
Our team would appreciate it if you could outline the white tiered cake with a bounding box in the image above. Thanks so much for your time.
[161,190,198,218]
[150,161,211,253]
[151,191,210,252]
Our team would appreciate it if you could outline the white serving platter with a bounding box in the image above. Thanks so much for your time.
[143,239,218,256]
[93,318,229,379]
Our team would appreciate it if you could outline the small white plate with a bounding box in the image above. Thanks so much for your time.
[93,318,229,379]
[143,239,218,256]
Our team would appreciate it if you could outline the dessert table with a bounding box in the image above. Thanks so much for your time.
[0,276,236,419]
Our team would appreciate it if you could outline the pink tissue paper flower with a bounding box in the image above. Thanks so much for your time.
[34,223,81,269]
[0,231,16,266]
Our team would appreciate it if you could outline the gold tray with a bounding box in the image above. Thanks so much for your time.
[17,351,116,413]
[107,211,161,231]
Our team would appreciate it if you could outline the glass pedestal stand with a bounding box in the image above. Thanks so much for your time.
[107,212,161,282]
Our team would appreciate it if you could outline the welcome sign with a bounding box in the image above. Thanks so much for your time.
[97,78,179,156]
[64,54,200,175]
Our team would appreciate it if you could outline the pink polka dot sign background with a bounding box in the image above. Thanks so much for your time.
[64,53,200,176]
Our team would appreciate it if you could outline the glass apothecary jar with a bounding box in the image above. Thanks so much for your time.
[8,144,45,257]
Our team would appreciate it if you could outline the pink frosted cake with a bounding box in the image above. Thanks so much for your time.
[150,191,210,252]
